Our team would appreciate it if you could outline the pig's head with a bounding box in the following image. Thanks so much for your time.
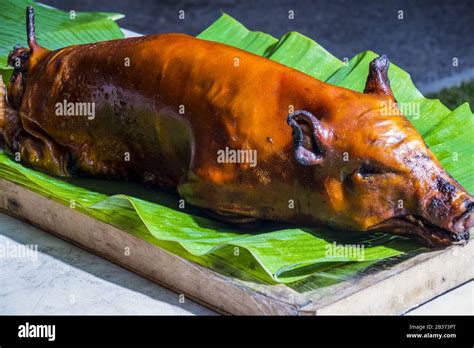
[288,55,473,247]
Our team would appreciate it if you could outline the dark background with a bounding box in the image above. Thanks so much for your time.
[42,0,474,91]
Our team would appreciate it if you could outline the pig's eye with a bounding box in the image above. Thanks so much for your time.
[358,164,384,177]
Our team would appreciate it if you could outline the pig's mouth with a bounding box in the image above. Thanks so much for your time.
[370,214,471,248]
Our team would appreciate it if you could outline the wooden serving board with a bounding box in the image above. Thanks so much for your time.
[0,177,472,315]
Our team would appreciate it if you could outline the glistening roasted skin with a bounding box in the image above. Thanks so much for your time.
[1,6,473,247]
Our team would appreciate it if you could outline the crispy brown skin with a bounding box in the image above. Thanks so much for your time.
[2,7,473,247]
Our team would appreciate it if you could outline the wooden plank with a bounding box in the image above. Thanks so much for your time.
[0,177,472,315]
[0,178,308,315]
[299,242,473,314]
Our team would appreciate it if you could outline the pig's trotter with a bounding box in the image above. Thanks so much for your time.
[203,209,262,227]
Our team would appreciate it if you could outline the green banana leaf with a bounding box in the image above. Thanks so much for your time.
[0,3,470,284]
[0,152,418,283]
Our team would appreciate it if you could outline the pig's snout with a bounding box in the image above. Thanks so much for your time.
[401,170,473,246]
[452,201,474,240]
[419,174,472,243]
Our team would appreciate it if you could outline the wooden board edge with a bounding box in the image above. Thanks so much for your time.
[299,240,473,314]
[0,178,310,315]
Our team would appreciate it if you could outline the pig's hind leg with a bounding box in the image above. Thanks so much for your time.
[0,87,71,177]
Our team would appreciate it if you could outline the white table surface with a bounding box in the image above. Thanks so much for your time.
[0,212,214,315]
[0,211,472,315]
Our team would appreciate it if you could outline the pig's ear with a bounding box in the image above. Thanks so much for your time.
[364,55,395,99]
[287,110,329,166]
